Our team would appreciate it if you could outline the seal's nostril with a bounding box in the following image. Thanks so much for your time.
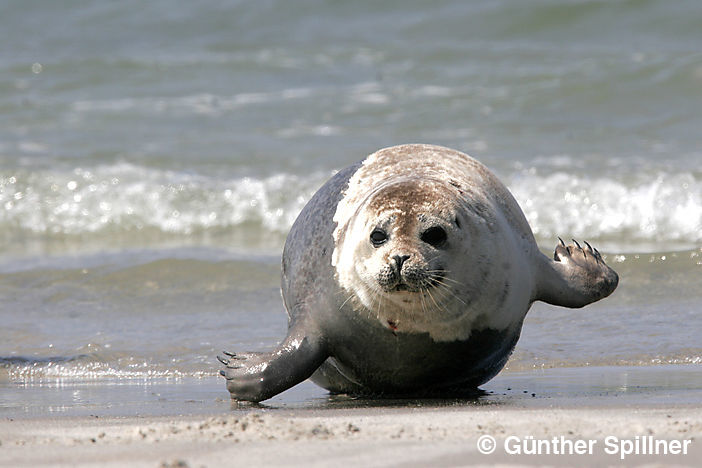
[393,254,411,271]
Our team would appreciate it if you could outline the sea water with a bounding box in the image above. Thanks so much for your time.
[1,1,700,412]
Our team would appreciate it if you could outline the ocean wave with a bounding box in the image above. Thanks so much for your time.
[71,89,317,116]
[0,163,330,239]
[68,81,394,119]
[508,170,702,249]
[1,163,700,251]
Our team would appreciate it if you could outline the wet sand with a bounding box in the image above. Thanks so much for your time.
[1,365,700,466]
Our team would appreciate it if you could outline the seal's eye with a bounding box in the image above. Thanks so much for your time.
[421,226,447,247]
[370,228,388,247]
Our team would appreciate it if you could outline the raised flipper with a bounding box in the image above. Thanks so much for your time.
[218,318,328,402]
[534,238,619,308]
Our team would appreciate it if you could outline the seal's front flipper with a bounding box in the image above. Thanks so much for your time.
[219,321,327,402]
[535,238,618,308]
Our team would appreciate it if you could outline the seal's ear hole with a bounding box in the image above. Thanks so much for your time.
[421,226,447,247]
[370,228,388,247]
[454,216,461,229]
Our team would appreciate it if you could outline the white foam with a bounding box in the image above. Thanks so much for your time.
[7,360,212,381]
[508,170,702,249]
[0,163,330,238]
[1,164,700,252]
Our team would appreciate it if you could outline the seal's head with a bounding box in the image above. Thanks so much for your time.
[358,178,461,295]
[333,176,484,338]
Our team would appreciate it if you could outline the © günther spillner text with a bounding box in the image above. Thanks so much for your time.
[477,435,692,460]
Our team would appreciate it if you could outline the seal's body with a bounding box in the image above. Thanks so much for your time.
[220,145,618,401]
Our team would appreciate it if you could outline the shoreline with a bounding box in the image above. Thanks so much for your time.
[1,365,701,466]
[3,364,701,418]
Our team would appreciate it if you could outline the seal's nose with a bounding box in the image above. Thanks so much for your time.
[393,254,410,272]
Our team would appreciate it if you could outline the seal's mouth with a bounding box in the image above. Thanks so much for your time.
[391,282,425,293]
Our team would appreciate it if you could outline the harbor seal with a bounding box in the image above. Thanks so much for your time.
[219,144,619,402]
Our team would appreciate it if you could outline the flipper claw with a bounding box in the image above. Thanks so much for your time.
[217,355,230,366]
[554,237,571,261]
[221,350,247,361]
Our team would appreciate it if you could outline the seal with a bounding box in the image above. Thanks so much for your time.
[219,144,619,402]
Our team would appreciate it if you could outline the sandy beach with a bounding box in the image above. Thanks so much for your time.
[2,366,701,467]
[2,404,700,467]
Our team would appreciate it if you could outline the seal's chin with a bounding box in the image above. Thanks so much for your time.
[394,283,409,292]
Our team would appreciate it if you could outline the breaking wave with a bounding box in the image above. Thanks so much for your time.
[1,163,700,252]
[0,163,330,243]
[508,169,702,250]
